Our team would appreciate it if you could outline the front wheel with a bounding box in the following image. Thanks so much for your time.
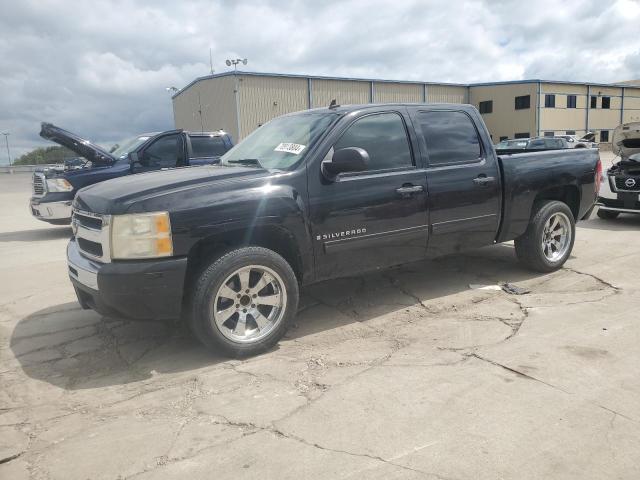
[188,247,299,357]
[597,208,619,220]
[515,200,575,272]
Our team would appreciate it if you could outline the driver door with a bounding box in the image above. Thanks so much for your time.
[133,133,185,173]
[308,109,429,281]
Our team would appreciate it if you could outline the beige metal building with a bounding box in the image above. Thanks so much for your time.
[171,72,467,142]
[172,72,640,145]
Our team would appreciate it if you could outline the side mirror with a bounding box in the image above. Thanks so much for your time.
[322,147,369,178]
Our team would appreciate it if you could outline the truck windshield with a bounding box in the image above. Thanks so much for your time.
[109,135,152,159]
[221,113,338,170]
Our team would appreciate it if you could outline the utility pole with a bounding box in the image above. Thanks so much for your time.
[2,132,11,167]
[226,58,248,142]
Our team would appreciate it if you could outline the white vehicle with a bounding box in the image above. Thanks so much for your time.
[596,122,640,219]
[556,133,598,149]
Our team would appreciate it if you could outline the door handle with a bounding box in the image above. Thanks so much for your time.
[473,176,495,186]
[396,185,424,197]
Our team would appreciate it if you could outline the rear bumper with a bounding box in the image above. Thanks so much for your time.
[30,197,72,222]
[67,239,188,320]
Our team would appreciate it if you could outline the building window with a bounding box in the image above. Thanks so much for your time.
[478,100,493,114]
[544,131,554,137]
[590,96,597,108]
[566,130,576,135]
[514,132,530,139]
[600,130,609,142]
[602,96,611,109]
[515,95,530,110]
[544,94,555,108]
[499,136,508,142]
[566,95,577,108]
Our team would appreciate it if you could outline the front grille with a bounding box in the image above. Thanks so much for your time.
[77,238,103,257]
[72,208,111,262]
[32,173,46,196]
[75,212,103,230]
[614,176,640,192]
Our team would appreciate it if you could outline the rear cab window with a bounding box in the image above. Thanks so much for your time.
[333,112,414,172]
[416,110,482,166]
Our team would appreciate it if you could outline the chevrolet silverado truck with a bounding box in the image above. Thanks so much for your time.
[30,123,233,225]
[66,103,601,356]
[596,121,640,219]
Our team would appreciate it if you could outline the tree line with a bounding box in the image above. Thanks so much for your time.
[13,146,80,166]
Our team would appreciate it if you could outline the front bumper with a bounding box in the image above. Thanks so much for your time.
[67,239,188,320]
[597,176,640,213]
[30,197,73,222]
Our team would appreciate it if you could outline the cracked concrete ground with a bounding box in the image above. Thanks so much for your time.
[1,166,639,479]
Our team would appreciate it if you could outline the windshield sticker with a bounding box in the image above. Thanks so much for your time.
[274,143,306,155]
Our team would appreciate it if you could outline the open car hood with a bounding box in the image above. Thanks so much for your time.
[40,122,116,166]
[612,122,640,159]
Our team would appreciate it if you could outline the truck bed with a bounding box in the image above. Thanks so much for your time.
[496,148,600,242]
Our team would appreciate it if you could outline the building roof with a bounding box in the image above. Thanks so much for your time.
[172,70,640,99]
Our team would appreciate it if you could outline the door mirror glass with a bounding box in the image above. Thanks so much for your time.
[322,147,369,178]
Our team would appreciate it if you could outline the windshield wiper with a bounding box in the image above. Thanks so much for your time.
[227,158,263,168]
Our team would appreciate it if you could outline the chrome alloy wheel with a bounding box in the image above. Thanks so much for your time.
[541,212,572,262]
[211,265,287,343]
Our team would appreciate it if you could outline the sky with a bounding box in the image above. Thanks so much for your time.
[1,0,640,163]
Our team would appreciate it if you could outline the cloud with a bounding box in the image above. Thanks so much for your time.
[1,0,639,162]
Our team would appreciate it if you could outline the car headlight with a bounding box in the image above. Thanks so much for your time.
[110,212,173,259]
[46,178,73,192]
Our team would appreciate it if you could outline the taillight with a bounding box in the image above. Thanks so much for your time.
[595,158,603,195]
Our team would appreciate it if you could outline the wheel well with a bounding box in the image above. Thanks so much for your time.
[533,185,580,219]
[574,144,586,148]
[184,225,303,290]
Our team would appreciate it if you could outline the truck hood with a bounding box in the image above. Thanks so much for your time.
[73,165,273,214]
[40,122,116,166]
[612,122,640,159]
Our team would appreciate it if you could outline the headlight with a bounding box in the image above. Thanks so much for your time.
[46,178,73,192]
[110,212,173,259]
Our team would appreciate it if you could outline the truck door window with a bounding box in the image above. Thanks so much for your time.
[334,113,413,171]
[417,111,481,166]
[142,134,181,168]
[190,136,227,157]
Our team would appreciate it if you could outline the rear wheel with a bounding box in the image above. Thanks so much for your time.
[515,200,575,272]
[597,208,619,220]
[188,247,299,357]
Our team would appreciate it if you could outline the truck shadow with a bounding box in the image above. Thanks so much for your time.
[0,227,72,242]
[10,243,543,391]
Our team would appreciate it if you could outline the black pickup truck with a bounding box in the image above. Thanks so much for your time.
[67,103,601,356]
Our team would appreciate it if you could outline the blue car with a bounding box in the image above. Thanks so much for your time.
[30,123,233,224]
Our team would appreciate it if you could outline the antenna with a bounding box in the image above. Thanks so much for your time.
[209,48,214,75]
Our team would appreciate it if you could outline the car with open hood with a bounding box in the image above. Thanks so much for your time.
[29,123,233,224]
[596,121,640,219]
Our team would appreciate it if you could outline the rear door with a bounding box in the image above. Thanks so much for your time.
[133,133,185,173]
[186,134,229,166]
[308,108,429,281]
[411,108,501,256]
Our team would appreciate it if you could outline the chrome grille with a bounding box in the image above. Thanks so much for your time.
[32,172,46,196]
[614,176,640,192]
[72,208,111,263]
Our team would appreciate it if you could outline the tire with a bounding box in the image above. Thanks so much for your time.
[188,246,299,357]
[515,200,576,273]
[597,208,619,220]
